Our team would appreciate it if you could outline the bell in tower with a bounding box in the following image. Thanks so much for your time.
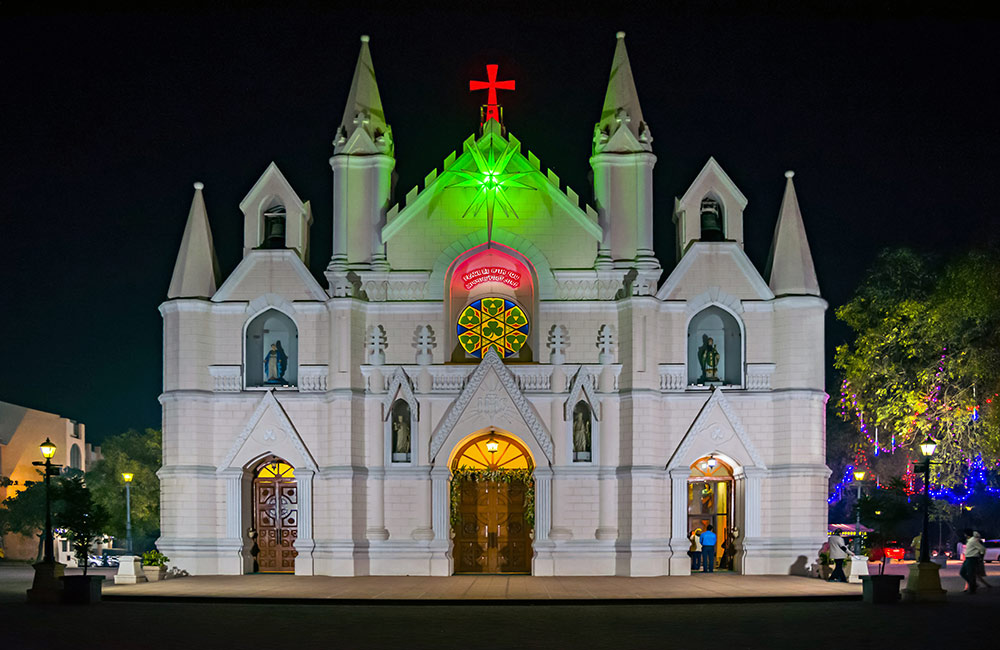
[699,197,724,242]
[262,205,287,249]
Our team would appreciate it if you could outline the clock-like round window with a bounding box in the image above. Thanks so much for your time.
[456,298,529,359]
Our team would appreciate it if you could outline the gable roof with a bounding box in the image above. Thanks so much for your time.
[666,388,766,471]
[213,250,328,302]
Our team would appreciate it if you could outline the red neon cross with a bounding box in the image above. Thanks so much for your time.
[470,64,515,123]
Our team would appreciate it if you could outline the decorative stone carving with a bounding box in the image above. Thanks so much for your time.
[564,368,600,421]
[659,364,686,391]
[366,325,387,366]
[547,324,568,365]
[745,363,776,391]
[209,365,242,392]
[299,365,328,392]
[413,325,436,365]
[597,324,616,365]
[666,388,766,471]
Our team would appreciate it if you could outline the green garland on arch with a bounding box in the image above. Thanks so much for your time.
[449,467,535,530]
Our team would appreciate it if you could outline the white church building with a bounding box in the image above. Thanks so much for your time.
[158,33,829,577]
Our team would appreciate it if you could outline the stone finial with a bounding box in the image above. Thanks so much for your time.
[367,325,387,366]
[547,324,569,365]
[597,324,616,365]
[413,325,436,365]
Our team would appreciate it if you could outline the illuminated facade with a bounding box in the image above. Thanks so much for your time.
[159,33,829,577]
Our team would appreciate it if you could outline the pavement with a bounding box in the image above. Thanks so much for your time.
[1,561,997,649]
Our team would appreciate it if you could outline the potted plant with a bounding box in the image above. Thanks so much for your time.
[860,545,903,604]
[141,549,170,581]
[55,474,109,604]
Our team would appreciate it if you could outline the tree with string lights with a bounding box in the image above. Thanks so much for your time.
[834,247,1000,488]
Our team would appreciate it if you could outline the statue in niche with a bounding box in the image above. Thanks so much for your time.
[392,414,411,456]
[264,341,288,384]
[573,406,592,459]
[697,335,721,383]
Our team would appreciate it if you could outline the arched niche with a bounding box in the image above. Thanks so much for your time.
[261,200,287,249]
[245,309,298,387]
[699,194,725,241]
[571,401,594,463]
[388,399,413,464]
[69,443,82,470]
[687,306,742,386]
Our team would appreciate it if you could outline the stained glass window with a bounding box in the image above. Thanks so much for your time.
[257,461,295,479]
[456,297,529,358]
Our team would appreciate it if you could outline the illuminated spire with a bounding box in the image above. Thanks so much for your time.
[168,182,220,299]
[334,35,392,155]
[766,171,820,297]
[595,31,651,153]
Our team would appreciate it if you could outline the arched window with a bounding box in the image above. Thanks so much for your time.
[572,401,593,462]
[262,204,286,249]
[389,399,412,463]
[69,444,81,470]
[699,196,724,241]
[245,309,298,387]
[687,306,742,386]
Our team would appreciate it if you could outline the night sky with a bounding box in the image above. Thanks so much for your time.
[2,5,997,444]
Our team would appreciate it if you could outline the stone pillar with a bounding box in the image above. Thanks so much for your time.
[219,468,245,575]
[739,466,764,574]
[294,468,315,575]
[596,467,618,540]
[411,469,434,541]
[429,465,451,575]
[667,467,691,575]
[532,466,555,576]
[366,467,389,541]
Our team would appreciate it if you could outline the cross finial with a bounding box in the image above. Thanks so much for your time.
[470,64,515,128]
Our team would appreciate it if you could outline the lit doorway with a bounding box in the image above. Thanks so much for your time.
[687,456,736,570]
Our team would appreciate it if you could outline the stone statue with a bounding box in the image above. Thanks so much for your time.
[264,340,288,383]
[393,414,411,455]
[700,483,715,512]
[573,408,591,455]
[697,336,721,382]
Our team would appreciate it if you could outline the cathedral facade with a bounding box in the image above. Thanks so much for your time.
[159,33,829,577]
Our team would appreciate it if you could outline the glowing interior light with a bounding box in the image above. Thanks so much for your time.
[707,456,718,469]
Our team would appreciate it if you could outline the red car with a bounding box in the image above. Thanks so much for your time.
[883,542,905,560]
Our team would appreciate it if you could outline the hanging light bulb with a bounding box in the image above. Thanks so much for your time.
[706,456,718,470]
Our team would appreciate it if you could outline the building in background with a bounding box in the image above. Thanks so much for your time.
[0,400,101,560]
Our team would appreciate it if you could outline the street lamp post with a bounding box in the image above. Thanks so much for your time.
[901,439,946,602]
[123,473,134,554]
[26,438,63,603]
[853,469,866,555]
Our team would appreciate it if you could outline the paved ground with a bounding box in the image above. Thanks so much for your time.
[1,562,997,649]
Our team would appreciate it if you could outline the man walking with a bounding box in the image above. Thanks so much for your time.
[960,528,986,594]
[700,525,718,573]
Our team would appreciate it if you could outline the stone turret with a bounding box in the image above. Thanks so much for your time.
[167,182,220,299]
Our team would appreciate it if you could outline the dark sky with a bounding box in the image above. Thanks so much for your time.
[2,4,998,444]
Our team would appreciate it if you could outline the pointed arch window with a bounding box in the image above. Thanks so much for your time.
[69,444,82,470]
[687,306,742,386]
[262,204,287,249]
[699,196,725,241]
[245,309,298,388]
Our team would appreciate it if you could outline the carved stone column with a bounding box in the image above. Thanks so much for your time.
[366,467,389,541]
[429,465,452,575]
[667,467,692,575]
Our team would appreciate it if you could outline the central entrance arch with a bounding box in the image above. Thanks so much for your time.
[451,430,534,574]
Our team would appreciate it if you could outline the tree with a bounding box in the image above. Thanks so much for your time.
[835,247,1000,485]
[86,428,161,551]
[0,473,48,561]
[54,473,108,575]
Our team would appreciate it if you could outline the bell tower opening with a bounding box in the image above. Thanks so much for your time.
[450,430,534,574]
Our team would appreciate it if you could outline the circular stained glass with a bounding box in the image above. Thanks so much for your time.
[456,297,529,359]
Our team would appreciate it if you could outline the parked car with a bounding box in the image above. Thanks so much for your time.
[984,539,1000,562]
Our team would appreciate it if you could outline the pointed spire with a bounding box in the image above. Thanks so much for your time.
[766,171,820,297]
[334,35,392,155]
[168,182,221,299]
[594,31,651,153]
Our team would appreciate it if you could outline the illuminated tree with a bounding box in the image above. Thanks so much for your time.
[835,247,1000,485]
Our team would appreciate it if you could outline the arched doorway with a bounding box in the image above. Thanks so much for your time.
[688,455,736,571]
[451,431,533,574]
[251,457,298,573]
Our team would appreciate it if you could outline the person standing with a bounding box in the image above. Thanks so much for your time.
[828,532,849,582]
[688,529,702,571]
[700,525,718,573]
[960,528,986,594]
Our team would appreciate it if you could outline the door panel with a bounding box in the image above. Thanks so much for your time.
[255,477,298,573]
[453,478,531,574]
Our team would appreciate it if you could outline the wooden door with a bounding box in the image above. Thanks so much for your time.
[255,477,298,572]
[454,478,531,574]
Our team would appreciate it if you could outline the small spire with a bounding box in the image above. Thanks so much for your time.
[766,171,820,297]
[167,182,221,299]
[334,35,391,154]
[595,31,650,152]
